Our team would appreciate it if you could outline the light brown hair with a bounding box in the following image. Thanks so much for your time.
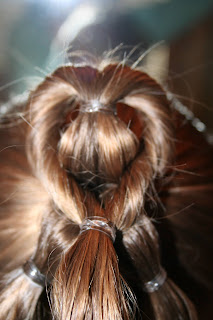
[0,59,212,319]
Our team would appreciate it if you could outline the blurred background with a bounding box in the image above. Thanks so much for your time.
[0,0,213,139]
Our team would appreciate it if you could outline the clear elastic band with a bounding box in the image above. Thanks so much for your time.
[23,260,46,287]
[82,100,117,115]
[143,268,167,293]
[80,216,116,242]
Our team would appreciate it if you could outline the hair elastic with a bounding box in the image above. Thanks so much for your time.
[80,216,116,242]
[143,268,167,293]
[81,100,117,115]
[23,260,46,287]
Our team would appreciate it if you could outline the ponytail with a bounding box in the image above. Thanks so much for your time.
[123,216,197,319]
[0,59,209,319]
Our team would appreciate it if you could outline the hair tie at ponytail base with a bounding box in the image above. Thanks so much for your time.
[23,260,46,287]
[80,216,116,242]
[143,268,167,293]
[81,100,117,115]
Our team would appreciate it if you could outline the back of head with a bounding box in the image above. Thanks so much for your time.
[0,56,212,319]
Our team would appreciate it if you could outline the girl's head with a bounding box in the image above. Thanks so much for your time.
[0,58,209,319]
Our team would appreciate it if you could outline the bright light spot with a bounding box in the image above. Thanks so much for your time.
[56,4,98,44]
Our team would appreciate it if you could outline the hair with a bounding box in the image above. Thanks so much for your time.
[0,58,212,319]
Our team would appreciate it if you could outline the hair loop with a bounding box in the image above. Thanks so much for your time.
[143,267,167,293]
[80,216,116,242]
[23,260,46,287]
[81,100,117,115]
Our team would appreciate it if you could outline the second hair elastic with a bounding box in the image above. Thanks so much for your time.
[80,216,116,242]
